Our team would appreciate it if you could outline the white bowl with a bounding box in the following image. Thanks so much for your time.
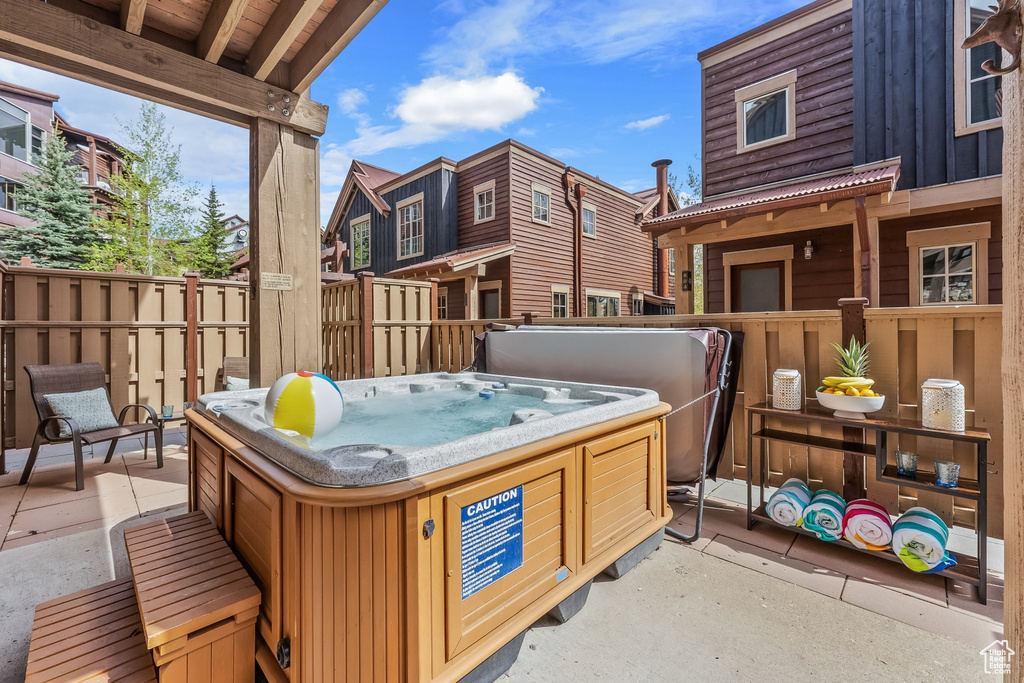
[815,390,885,420]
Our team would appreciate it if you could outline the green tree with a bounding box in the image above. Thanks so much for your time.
[669,154,705,314]
[188,185,234,278]
[90,102,198,275]
[0,127,98,268]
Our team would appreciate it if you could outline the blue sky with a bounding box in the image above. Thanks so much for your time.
[0,0,807,225]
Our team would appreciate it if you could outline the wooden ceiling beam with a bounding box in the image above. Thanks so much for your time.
[120,0,148,36]
[247,0,322,82]
[288,0,388,93]
[198,0,250,63]
[0,0,328,136]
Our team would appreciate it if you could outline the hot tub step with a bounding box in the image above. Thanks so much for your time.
[603,528,665,579]
[458,630,528,683]
[546,579,593,624]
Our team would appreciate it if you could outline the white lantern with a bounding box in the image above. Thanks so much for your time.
[921,379,965,432]
[773,369,802,410]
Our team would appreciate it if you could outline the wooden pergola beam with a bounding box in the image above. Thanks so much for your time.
[0,0,328,136]
[289,0,387,93]
[197,0,250,64]
[247,0,322,81]
[120,0,148,36]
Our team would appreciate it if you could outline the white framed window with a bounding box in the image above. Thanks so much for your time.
[396,193,424,260]
[586,288,621,317]
[474,179,495,224]
[437,286,448,320]
[0,97,31,164]
[632,295,643,316]
[668,248,676,276]
[955,0,1002,134]
[734,70,797,153]
[349,213,371,270]
[532,182,551,225]
[31,126,44,160]
[551,285,569,318]
[581,202,596,237]
[907,223,990,305]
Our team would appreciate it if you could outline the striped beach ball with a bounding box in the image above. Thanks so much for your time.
[264,371,343,439]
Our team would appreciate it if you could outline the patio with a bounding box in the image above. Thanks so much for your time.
[0,435,1003,682]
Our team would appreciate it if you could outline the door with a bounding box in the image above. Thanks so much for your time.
[480,290,500,319]
[730,261,784,312]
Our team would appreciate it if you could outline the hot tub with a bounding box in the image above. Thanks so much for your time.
[186,372,671,682]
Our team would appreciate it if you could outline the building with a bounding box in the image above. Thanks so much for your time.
[644,0,1002,314]
[324,140,678,320]
[0,80,126,229]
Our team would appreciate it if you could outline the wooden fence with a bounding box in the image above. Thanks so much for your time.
[321,274,434,381]
[431,306,1005,538]
[0,263,248,461]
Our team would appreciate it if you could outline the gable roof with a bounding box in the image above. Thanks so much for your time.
[324,159,402,242]
[634,186,682,220]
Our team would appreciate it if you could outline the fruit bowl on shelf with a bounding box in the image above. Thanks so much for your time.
[815,390,885,420]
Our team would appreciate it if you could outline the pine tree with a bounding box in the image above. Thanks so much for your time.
[188,185,234,278]
[89,103,197,275]
[0,127,98,268]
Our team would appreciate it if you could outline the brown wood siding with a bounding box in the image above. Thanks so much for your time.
[705,225,855,313]
[508,153,576,316]
[703,9,854,197]
[878,205,1003,307]
[457,152,511,248]
[580,183,655,311]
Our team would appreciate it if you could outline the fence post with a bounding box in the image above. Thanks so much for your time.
[185,271,199,403]
[429,279,439,321]
[523,311,542,325]
[838,297,870,501]
[359,272,375,379]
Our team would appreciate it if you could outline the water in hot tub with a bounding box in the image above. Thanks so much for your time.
[314,389,591,448]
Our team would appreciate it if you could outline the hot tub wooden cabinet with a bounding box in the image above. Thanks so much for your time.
[186,402,671,682]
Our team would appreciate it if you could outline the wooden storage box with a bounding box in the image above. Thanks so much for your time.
[125,511,261,683]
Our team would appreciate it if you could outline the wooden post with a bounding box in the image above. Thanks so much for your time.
[1001,30,1023,679]
[428,278,439,322]
[839,297,869,501]
[249,118,321,387]
[185,271,199,403]
[523,311,542,325]
[358,272,375,379]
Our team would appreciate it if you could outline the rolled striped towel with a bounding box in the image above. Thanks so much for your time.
[765,478,812,527]
[842,499,893,551]
[892,507,957,573]
[801,490,847,541]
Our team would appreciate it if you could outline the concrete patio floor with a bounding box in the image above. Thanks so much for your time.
[0,435,1004,682]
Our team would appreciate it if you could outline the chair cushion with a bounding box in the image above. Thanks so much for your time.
[225,375,249,391]
[44,388,120,438]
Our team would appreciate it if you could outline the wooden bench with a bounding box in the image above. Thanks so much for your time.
[124,511,260,683]
[25,578,157,683]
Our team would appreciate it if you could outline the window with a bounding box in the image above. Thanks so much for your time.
[586,289,620,317]
[582,202,596,237]
[396,194,424,259]
[551,285,569,318]
[350,214,371,269]
[0,98,30,163]
[31,126,44,160]
[668,248,675,276]
[734,70,797,153]
[632,295,643,316]
[437,287,448,320]
[532,183,550,224]
[723,245,794,313]
[0,176,21,212]
[956,0,1002,133]
[907,223,990,305]
[474,180,495,224]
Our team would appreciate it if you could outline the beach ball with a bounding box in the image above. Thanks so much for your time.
[264,371,343,439]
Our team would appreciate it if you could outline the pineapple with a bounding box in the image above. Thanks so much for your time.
[819,335,882,397]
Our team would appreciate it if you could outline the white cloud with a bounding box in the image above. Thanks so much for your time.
[319,143,354,219]
[346,73,541,155]
[616,178,650,193]
[517,127,537,137]
[338,88,368,115]
[626,114,670,130]
[547,147,578,159]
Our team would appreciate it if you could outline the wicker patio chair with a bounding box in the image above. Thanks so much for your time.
[217,356,249,391]
[20,362,163,491]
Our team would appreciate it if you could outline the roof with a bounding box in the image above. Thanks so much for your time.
[0,80,59,103]
[386,242,516,279]
[698,0,846,62]
[634,186,682,219]
[642,162,901,236]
